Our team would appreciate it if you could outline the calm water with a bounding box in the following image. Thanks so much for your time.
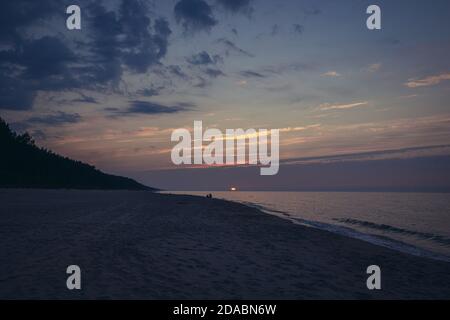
[163,191,450,261]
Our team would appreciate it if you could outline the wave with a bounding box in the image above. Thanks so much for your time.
[238,201,450,262]
[335,218,450,246]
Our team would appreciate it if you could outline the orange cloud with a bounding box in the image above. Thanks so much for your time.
[405,73,450,88]
[319,101,369,111]
[322,71,341,77]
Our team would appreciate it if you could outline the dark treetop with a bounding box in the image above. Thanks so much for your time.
[0,117,154,191]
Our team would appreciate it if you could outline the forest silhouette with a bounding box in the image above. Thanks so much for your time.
[0,117,153,190]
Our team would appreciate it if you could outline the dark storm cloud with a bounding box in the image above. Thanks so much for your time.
[0,0,172,110]
[27,112,82,126]
[0,3,76,110]
[107,100,194,117]
[216,38,254,57]
[85,1,171,77]
[3,36,77,79]
[216,0,253,14]
[0,35,77,110]
[0,0,61,44]
[174,0,217,33]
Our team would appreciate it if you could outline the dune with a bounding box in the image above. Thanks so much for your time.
[0,189,449,299]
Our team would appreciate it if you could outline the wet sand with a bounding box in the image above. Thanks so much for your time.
[0,189,449,299]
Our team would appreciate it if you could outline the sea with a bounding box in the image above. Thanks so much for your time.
[162,191,450,261]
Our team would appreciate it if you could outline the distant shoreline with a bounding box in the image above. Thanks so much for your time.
[1,189,449,299]
[161,189,450,193]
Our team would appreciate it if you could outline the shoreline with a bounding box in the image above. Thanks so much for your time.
[1,189,450,299]
[243,201,450,263]
[162,191,450,263]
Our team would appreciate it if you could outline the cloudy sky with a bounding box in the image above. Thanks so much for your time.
[1,0,450,190]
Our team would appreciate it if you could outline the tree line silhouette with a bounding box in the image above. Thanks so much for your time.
[0,117,153,190]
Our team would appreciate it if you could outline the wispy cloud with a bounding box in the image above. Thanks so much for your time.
[279,124,321,132]
[187,124,320,144]
[292,24,304,35]
[186,51,222,66]
[27,112,82,126]
[71,93,99,104]
[319,101,369,111]
[174,0,217,34]
[239,70,265,78]
[280,114,450,160]
[322,71,340,77]
[367,63,382,73]
[282,144,450,166]
[399,94,419,99]
[106,101,194,117]
[216,38,255,57]
[405,73,450,88]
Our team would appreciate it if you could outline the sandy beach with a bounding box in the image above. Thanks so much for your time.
[0,189,449,299]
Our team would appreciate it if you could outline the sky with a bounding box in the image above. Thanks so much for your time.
[1,0,450,190]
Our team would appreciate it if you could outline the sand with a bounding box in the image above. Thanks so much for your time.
[0,189,449,299]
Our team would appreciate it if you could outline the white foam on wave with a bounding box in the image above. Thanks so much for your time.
[239,200,450,263]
